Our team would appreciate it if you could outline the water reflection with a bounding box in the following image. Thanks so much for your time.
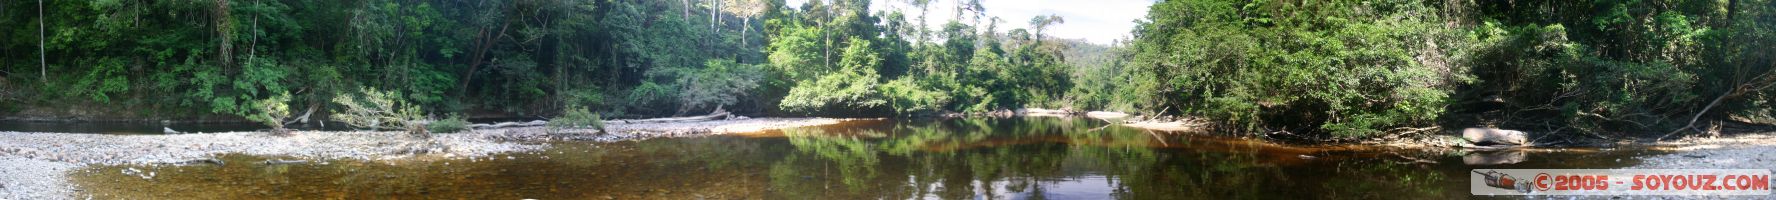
[71,117,1653,199]
[763,118,1462,199]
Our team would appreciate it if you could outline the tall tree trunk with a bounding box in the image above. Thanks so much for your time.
[703,0,710,31]
[741,17,750,49]
[822,14,829,71]
[917,4,928,45]
[215,0,233,68]
[248,0,259,60]
[39,0,46,83]
[459,21,511,99]
[1727,0,1738,21]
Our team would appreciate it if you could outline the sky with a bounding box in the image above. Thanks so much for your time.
[781,0,1155,44]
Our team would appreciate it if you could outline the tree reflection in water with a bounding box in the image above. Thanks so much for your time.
[766,117,1457,199]
[72,117,1462,199]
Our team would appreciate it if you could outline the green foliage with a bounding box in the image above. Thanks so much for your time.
[780,38,887,113]
[549,106,604,130]
[2,0,1101,121]
[330,88,426,136]
[1128,0,1464,137]
[679,59,768,112]
[1,0,765,119]
[16,0,1769,142]
[1452,0,1776,135]
[245,92,293,133]
[763,1,1082,115]
[427,115,470,134]
[878,78,950,115]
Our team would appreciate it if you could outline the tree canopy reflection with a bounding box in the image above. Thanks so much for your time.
[762,118,1456,199]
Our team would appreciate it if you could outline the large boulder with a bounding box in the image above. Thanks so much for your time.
[1461,128,1529,146]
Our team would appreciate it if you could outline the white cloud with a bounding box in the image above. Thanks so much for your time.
[780,0,1154,44]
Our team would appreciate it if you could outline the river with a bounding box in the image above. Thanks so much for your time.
[62,117,1662,199]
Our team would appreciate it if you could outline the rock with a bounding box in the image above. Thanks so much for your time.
[176,158,226,166]
[1461,128,1528,146]
[1086,111,1131,120]
[263,159,310,165]
[1463,150,1526,165]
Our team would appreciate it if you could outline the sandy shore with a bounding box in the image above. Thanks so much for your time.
[0,117,843,199]
[1633,133,1776,169]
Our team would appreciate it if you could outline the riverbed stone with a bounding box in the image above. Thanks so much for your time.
[1461,128,1528,146]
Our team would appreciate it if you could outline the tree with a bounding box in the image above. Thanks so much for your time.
[245,92,293,135]
[679,59,767,112]
[1127,0,1461,137]
[37,0,44,83]
[780,37,886,113]
[723,0,767,47]
[331,88,428,137]
[905,0,932,44]
[1028,14,1063,42]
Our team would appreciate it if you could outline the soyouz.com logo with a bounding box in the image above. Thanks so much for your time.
[1472,169,1772,195]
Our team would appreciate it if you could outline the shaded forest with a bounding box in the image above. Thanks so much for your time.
[0,0,1092,120]
[1127,0,1776,139]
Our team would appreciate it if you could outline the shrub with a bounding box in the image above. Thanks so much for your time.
[878,78,950,115]
[678,59,767,113]
[427,115,470,134]
[245,92,294,135]
[549,106,605,131]
[330,88,429,137]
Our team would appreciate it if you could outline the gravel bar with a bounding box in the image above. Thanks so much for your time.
[0,117,844,199]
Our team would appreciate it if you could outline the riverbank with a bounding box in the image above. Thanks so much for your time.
[0,117,845,199]
[1633,132,1776,169]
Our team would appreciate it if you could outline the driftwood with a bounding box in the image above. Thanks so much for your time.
[1085,111,1130,119]
[262,159,309,165]
[1661,64,1776,140]
[1017,108,1076,116]
[286,101,319,125]
[468,120,549,129]
[466,108,733,129]
[176,158,226,166]
[1461,128,1529,146]
[608,108,730,125]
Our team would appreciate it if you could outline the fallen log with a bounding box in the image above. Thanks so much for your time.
[1461,128,1529,146]
[1085,111,1130,120]
[262,159,309,165]
[1017,108,1076,116]
[175,158,226,166]
[467,108,732,129]
[468,120,549,129]
[611,108,730,124]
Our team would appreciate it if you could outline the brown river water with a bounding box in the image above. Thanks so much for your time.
[65,117,1663,199]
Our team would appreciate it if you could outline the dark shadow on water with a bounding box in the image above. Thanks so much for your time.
[69,117,1663,199]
